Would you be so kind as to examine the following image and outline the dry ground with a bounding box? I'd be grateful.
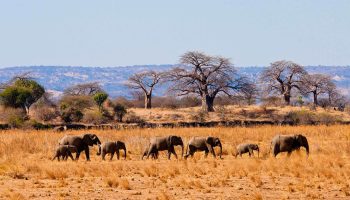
[0,125,350,199]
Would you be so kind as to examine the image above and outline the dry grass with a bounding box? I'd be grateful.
[0,125,350,199]
[129,105,350,123]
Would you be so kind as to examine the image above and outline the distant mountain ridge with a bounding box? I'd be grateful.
[0,65,349,98]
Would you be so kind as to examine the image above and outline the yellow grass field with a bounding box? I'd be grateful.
[0,125,350,199]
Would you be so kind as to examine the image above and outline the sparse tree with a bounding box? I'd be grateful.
[64,82,103,96]
[168,51,250,112]
[241,82,258,105]
[260,60,307,105]
[301,74,335,106]
[126,70,164,109]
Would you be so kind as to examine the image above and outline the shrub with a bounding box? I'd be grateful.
[316,113,342,125]
[191,110,208,122]
[113,103,127,122]
[125,111,145,123]
[216,105,227,121]
[32,106,59,122]
[284,110,316,125]
[61,110,84,123]
[82,110,108,124]
[0,108,27,128]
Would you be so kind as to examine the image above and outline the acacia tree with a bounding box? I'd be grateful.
[168,51,251,112]
[64,82,103,96]
[0,77,45,115]
[301,74,335,106]
[126,70,164,109]
[260,60,307,105]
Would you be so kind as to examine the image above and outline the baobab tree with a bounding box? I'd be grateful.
[168,51,251,112]
[260,60,307,105]
[126,70,164,109]
[301,74,335,106]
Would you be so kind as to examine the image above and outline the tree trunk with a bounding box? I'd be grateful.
[144,93,152,109]
[201,95,214,112]
[313,92,318,106]
[283,94,291,105]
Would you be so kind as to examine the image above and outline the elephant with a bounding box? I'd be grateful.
[145,135,184,160]
[235,143,259,158]
[52,145,77,161]
[59,133,101,161]
[184,136,222,159]
[270,134,309,157]
[97,141,127,160]
[141,145,158,160]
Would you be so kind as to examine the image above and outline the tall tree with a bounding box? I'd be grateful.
[301,74,335,106]
[126,70,164,109]
[260,60,307,105]
[168,51,250,112]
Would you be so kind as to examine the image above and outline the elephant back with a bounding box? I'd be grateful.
[59,135,84,150]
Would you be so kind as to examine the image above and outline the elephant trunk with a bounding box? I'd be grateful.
[123,147,127,160]
[304,141,309,156]
[181,144,184,158]
[218,142,222,159]
[97,144,101,156]
[257,147,260,158]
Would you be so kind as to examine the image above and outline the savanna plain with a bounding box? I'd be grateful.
[0,125,349,199]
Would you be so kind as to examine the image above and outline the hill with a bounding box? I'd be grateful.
[0,65,349,98]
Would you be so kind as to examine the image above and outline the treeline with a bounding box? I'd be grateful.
[0,51,348,128]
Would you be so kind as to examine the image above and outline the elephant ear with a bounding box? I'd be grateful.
[83,134,94,146]
[206,137,214,145]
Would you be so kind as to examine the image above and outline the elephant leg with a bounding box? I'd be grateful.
[117,151,120,160]
[168,146,177,160]
[204,149,209,158]
[146,146,155,159]
[58,155,61,161]
[84,147,90,161]
[75,152,80,160]
[110,152,115,160]
[102,152,106,160]
[68,152,74,161]
[239,152,242,158]
[287,151,292,157]
[273,145,279,157]
[210,146,216,158]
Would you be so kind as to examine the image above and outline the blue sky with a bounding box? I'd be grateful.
[0,1,349,68]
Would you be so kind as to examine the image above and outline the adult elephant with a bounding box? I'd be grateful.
[270,134,309,157]
[145,135,184,160]
[59,133,101,161]
[184,136,222,159]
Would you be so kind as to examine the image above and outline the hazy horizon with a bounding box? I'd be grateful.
[1,1,349,68]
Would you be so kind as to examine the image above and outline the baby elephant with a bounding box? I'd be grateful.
[141,145,158,160]
[235,143,259,158]
[97,141,127,160]
[52,145,77,161]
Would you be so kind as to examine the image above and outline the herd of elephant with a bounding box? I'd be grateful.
[52,133,310,161]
